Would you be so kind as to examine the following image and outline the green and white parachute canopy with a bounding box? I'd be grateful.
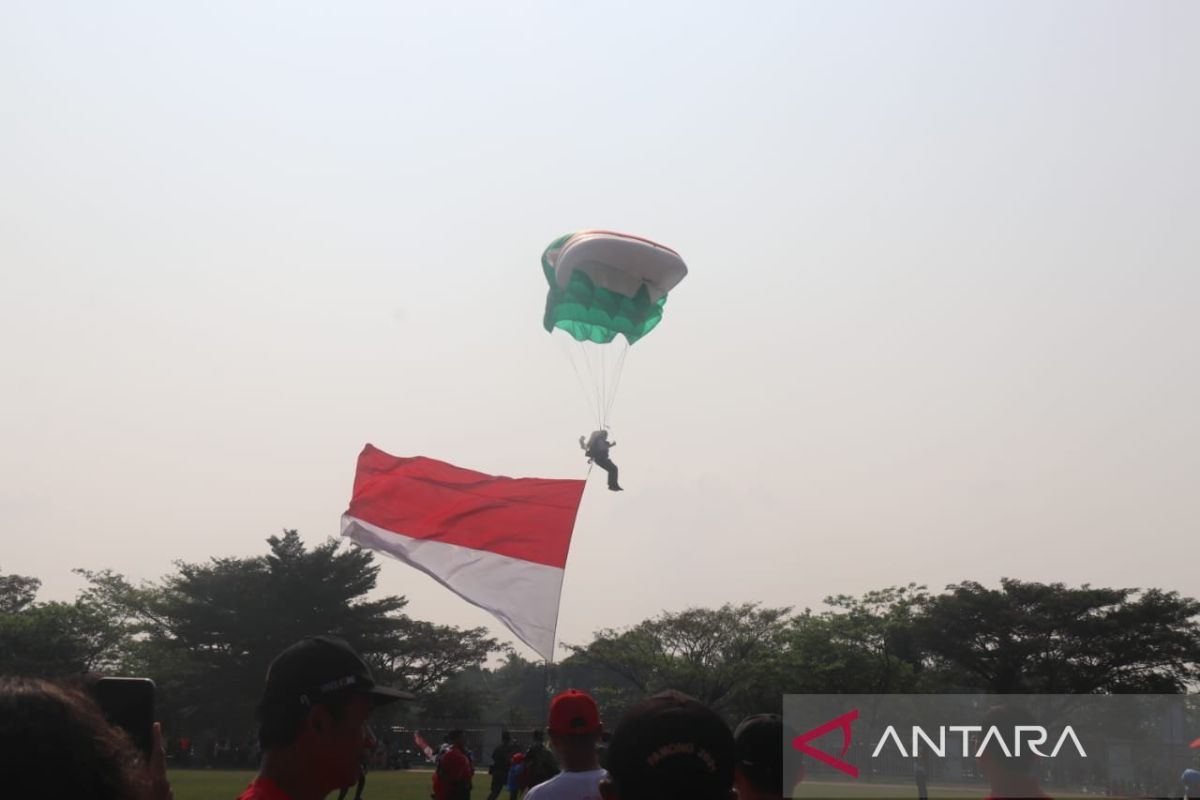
[541,231,688,427]
[542,230,688,345]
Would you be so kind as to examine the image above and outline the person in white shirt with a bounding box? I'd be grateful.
[525,689,606,800]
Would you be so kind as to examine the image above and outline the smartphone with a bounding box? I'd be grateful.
[92,677,156,757]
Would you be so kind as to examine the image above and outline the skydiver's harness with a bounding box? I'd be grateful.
[579,436,597,476]
[581,436,610,463]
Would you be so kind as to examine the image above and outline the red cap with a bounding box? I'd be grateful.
[548,689,601,735]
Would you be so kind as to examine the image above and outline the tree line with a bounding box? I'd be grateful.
[3,531,1199,741]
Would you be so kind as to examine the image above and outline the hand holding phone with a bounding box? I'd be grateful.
[92,677,156,758]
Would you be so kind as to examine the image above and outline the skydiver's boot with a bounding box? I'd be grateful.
[596,457,622,491]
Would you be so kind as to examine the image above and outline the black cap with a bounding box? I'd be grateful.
[606,690,735,800]
[261,635,414,708]
[734,714,783,793]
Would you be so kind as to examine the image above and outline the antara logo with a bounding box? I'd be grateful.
[871,725,1088,759]
[790,711,1089,780]
[792,709,860,778]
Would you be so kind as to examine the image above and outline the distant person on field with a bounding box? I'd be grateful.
[913,751,930,800]
[595,731,613,771]
[336,761,367,800]
[1183,767,1200,800]
[523,729,562,791]
[434,729,475,800]
[507,752,527,800]
[487,731,521,800]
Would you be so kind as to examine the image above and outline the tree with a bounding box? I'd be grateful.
[0,571,41,614]
[0,569,123,676]
[914,579,1200,693]
[86,531,503,736]
[477,653,552,726]
[0,602,91,676]
[416,667,494,723]
[809,584,927,692]
[372,618,499,696]
[567,603,793,717]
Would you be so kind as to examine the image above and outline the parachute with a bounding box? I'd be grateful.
[542,230,687,428]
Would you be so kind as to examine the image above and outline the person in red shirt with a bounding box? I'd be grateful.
[434,729,475,800]
[237,636,414,800]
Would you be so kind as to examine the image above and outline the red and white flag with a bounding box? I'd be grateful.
[341,444,586,662]
[413,731,434,761]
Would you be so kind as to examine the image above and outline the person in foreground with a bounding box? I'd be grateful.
[734,714,788,800]
[599,689,735,800]
[0,675,172,800]
[976,705,1051,800]
[238,635,413,800]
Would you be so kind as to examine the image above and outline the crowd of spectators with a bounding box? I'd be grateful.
[4,635,1198,800]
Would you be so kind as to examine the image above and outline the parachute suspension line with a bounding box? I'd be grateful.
[594,347,604,430]
[577,340,603,430]
[597,347,607,429]
[559,336,597,427]
[599,344,612,429]
[558,335,628,432]
[600,342,608,428]
[603,341,631,426]
[573,340,592,425]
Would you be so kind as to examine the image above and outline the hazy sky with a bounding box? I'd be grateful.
[3,1,1198,661]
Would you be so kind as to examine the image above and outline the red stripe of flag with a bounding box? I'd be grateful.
[346,445,586,568]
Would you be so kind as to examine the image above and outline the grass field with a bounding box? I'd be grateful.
[793,779,1095,799]
[169,768,436,800]
[168,769,1095,800]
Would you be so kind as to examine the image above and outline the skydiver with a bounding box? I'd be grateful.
[579,429,622,491]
